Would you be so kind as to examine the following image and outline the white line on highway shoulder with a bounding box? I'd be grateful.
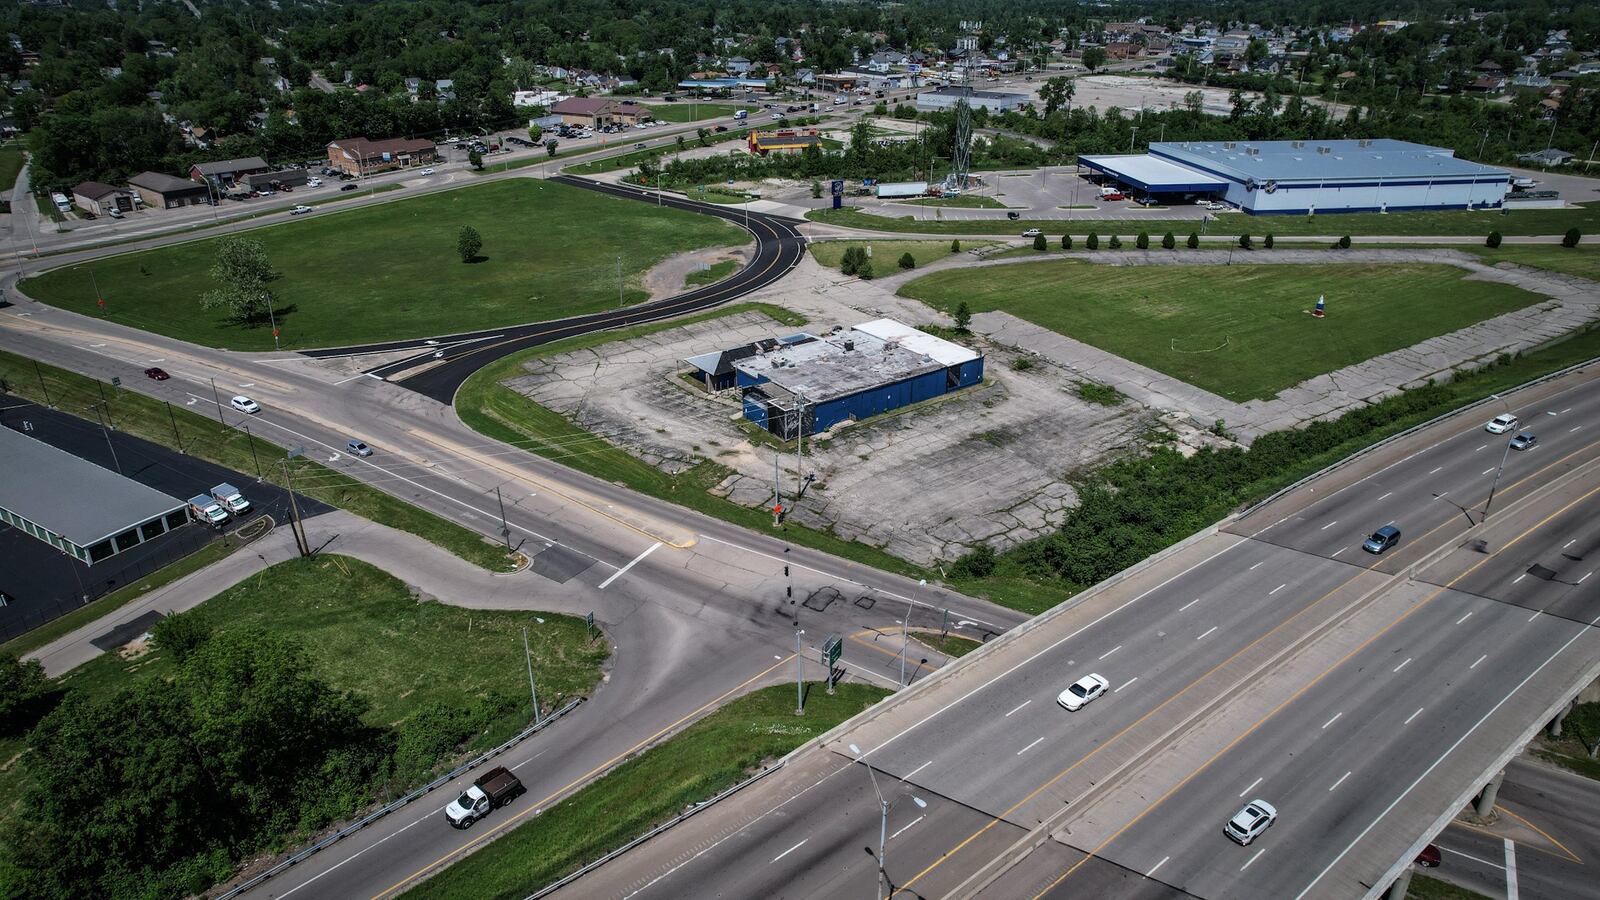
[889,816,924,841]
[1241,848,1266,871]
[1322,712,1342,729]
[1017,736,1046,756]
[1457,611,1473,625]
[1581,571,1594,585]
[1394,658,1412,673]
[1099,645,1122,660]
[1329,771,1352,792]
[598,541,662,589]
[1146,856,1170,878]
[1471,654,1488,669]
[1505,838,1520,900]
[1529,610,1542,623]
[772,838,808,863]
[1566,539,1578,548]
[1239,776,1263,798]
[904,760,933,780]
[1115,677,1138,693]
[1197,626,1218,640]
[1405,707,1424,725]
[1004,700,1031,717]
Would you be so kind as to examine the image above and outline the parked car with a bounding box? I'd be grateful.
[347,439,373,457]
[444,767,524,828]
[1225,800,1277,846]
[209,483,251,515]
[109,207,124,219]
[1100,191,1126,201]
[290,205,313,215]
[1510,431,1538,451]
[1205,200,1228,210]
[1057,673,1110,711]
[1485,413,1519,434]
[1021,228,1042,237]
[230,395,260,414]
[144,367,170,380]
[307,178,322,187]
[771,112,782,120]
[1363,524,1401,555]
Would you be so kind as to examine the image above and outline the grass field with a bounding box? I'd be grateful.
[1464,244,1600,281]
[894,195,1010,209]
[0,350,518,571]
[399,683,889,900]
[809,239,994,269]
[0,556,607,834]
[645,102,737,122]
[684,258,739,287]
[0,141,24,192]
[914,631,983,658]
[1408,875,1490,900]
[898,262,1546,401]
[809,203,1600,237]
[566,126,754,175]
[22,179,746,350]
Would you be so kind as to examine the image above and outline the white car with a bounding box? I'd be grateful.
[290,205,313,215]
[1205,200,1228,210]
[771,112,782,120]
[1057,673,1109,711]
[307,178,322,187]
[1021,228,1043,238]
[419,167,436,176]
[1225,799,1278,845]
[1485,413,1519,434]
[230,395,260,414]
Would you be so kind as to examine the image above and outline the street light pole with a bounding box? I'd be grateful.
[900,578,926,686]
[523,626,542,725]
[1484,435,1515,522]
[848,743,925,900]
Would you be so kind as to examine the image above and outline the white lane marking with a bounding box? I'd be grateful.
[1405,707,1424,725]
[1146,856,1170,878]
[1329,771,1352,792]
[1197,626,1218,640]
[1331,547,1347,558]
[1513,574,1527,584]
[1005,700,1032,717]
[1429,466,1443,474]
[1562,408,1572,414]
[1444,846,1505,869]
[1572,426,1584,433]
[1474,445,1487,453]
[1099,645,1122,661]
[1320,520,1338,530]
[772,838,808,863]
[904,760,933,780]
[1017,736,1046,756]
[1506,839,1519,900]
[1115,677,1138,693]
[1483,468,1496,476]
[1580,571,1594,585]
[597,541,662,589]
[1394,658,1412,674]
[1471,654,1488,669]
[1529,610,1542,623]
[1179,598,1201,612]
[889,816,924,841]
[1322,712,1342,730]
[1249,561,1264,571]
[1457,611,1473,625]
[1378,491,1393,500]
[1565,539,1578,548]
[1241,849,1266,871]
[1239,776,1263,798]
[1269,583,1286,596]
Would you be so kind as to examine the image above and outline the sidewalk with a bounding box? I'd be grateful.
[26,509,581,677]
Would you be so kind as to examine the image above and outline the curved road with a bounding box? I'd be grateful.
[299,179,808,403]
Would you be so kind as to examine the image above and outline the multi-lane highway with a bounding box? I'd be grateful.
[556,364,1600,900]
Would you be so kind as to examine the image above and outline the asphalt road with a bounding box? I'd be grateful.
[555,364,1600,900]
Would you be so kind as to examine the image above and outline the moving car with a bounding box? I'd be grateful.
[341,184,358,191]
[419,167,436,176]
[1510,431,1538,451]
[290,205,313,215]
[1021,228,1043,237]
[444,766,524,828]
[1057,673,1109,711]
[230,395,260,414]
[1363,524,1401,555]
[1485,413,1519,434]
[347,439,373,457]
[144,367,170,380]
[634,142,646,150]
[1415,844,1441,867]
[1225,799,1277,845]
[307,178,322,187]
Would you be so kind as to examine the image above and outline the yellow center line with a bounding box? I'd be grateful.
[1031,478,1600,899]
[370,653,797,899]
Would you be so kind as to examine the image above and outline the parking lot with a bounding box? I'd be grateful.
[0,396,330,642]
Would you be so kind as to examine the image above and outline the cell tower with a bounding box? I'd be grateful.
[950,98,973,190]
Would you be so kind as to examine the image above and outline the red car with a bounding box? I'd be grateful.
[1415,844,1441,867]
[144,367,170,380]
[1100,192,1126,201]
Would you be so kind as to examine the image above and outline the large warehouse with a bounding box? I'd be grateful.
[687,319,984,438]
[1079,139,1512,214]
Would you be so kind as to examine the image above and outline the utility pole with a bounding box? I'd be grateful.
[95,379,112,426]
[523,626,542,725]
[87,402,122,474]
[901,579,926,686]
[242,425,263,480]
[794,395,807,499]
[280,453,310,557]
[1484,435,1515,523]
[794,628,805,715]
[495,485,512,550]
[209,377,226,426]
[785,546,796,626]
[166,402,184,454]
[617,255,623,307]
[773,440,782,525]
[32,358,51,407]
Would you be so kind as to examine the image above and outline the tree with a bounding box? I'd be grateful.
[1109,235,1123,249]
[1033,233,1047,251]
[1263,233,1275,249]
[811,181,823,199]
[468,148,485,170]
[1187,232,1200,249]
[899,252,916,269]
[951,239,961,253]
[840,246,867,276]
[457,225,483,263]
[1162,231,1176,250]
[1486,230,1503,248]
[1040,76,1076,115]
[528,125,543,144]
[0,652,50,733]
[545,138,559,157]
[152,610,213,664]
[199,238,274,325]
[1082,47,1107,71]
[954,300,972,332]
[697,127,711,147]
[1062,234,1073,250]
[1086,232,1100,250]
[1239,234,1253,250]
[1337,235,1352,249]
[1564,227,1582,248]
[857,258,875,279]
[1135,231,1149,250]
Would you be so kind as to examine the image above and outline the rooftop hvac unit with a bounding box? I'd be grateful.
[1292,140,1304,149]
[1359,139,1371,148]
[1223,141,1236,150]
[1248,147,1260,155]
[1317,146,1331,154]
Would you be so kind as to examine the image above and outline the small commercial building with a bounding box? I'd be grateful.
[677,77,772,95]
[241,168,309,190]
[127,171,212,209]
[325,136,439,176]
[915,86,1029,113]
[748,128,824,156]
[0,427,188,565]
[188,156,270,185]
[1079,139,1511,214]
[71,181,135,215]
[687,319,984,438]
[549,98,650,129]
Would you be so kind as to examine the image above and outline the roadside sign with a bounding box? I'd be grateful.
[110,376,120,387]
[822,634,842,668]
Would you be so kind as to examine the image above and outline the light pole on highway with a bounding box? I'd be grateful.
[1484,436,1515,523]
[900,578,925,686]
[848,743,926,900]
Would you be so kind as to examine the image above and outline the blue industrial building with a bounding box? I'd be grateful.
[685,319,984,438]
[1080,139,1511,215]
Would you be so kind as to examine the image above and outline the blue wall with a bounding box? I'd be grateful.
[739,358,986,435]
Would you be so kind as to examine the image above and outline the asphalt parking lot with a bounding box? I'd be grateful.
[0,396,329,642]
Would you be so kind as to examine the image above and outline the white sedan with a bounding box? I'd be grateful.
[419,167,436,176]
[1485,413,1519,434]
[1057,673,1109,711]
[1205,200,1228,210]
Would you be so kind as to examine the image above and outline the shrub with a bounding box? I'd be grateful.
[1086,232,1100,250]
[1337,235,1352,249]
[152,610,214,663]
[954,300,972,331]
[898,252,916,269]
[1238,234,1253,250]
[1162,231,1176,250]
[1033,233,1047,251]
[1186,232,1199,249]
[949,543,998,578]
[1263,233,1274,249]
[1486,230,1503,248]
[840,246,866,276]
[1108,235,1123,249]
[810,181,822,199]
[1136,231,1150,250]
[1062,234,1073,250]
[857,258,875,279]
[1564,227,1582,248]
[950,239,961,253]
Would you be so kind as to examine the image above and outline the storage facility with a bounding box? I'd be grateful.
[915,86,1029,113]
[687,319,984,438]
[1078,139,1511,214]
[0,426,188,565]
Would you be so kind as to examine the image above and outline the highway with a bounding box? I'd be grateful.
[555,363,1600,900]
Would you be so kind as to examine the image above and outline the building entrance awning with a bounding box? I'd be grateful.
[1078,154,1227,192]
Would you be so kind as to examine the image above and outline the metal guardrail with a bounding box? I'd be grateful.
[213,698,584,900]
[523,761,787,900]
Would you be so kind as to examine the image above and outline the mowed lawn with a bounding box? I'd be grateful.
[22,178,747,350]
[810,239,995,268]
[899,261,1547,401]
[644,102,737,122]
[1466,244,1600,282]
